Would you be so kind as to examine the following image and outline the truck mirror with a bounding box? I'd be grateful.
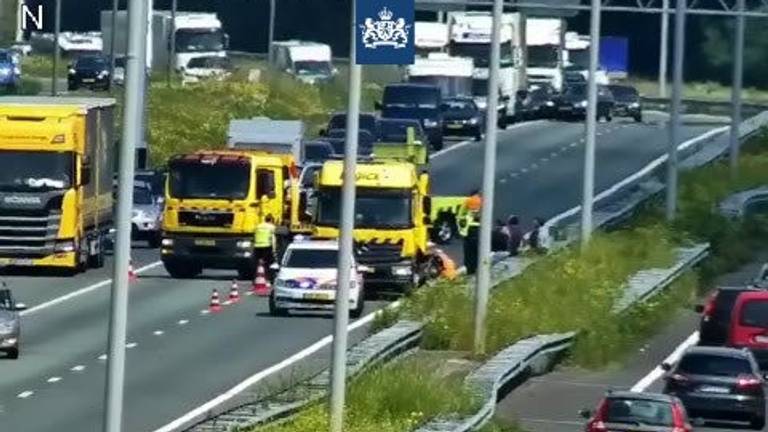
[318,128,327,137]
[374,101,383,110]
[13,302,27,311]
[422,196,432,216]
[81,165,92,186]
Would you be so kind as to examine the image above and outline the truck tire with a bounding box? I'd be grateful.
[269,293,288,317]
[350,296,365,319]
[164,260,202,279]
[87,233,105,269]
[6,347,18,360]
[148,232,162,249]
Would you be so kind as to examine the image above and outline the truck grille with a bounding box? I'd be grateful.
[354,241,403,265]
[178,211,234,228]
[0,209,61,257]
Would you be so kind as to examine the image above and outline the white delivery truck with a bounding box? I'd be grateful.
[447,11,522,124]
[270,41,336,85]
[564,32,609,85]
[58,32,103,56]
[526,17,563,91]
[101,10,228,71]
[405,52,473,98]
[414,22,449,57]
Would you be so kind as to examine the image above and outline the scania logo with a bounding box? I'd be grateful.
[194,213,217,222]
[3,196,42,205]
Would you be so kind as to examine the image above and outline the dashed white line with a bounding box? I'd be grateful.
[509,172,519,178]
[178,319,189,326]
[222,300,232,306]
[126,342,138,349]
[17,391,34,399]
[521,167,528,173]
[570,142,578,148]
[200,309,210,315]
[46,377,62,383]
[499,178,507,184]
[550,151,558,158]
[530,163,539,170]
[71,365,86,372]
[98,354,107,361]
[153,330,164,336]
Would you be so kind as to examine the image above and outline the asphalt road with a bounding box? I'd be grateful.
[495,257,768,432]
[0,115,723,432]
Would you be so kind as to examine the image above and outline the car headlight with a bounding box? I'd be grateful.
[132,209,144,219]
[545,101,555,107]
[161,238,174,247]
[236,240,253,249]
[579,101,588,108]
[98,70,109,79]
[468,117,479,125]
[54,240,76,253]
[630,102,640,108]
[391,266,412,276]
[68,68,76,75]
[13,66,21,75]
[0,337,18,346]
[423,119,439,128]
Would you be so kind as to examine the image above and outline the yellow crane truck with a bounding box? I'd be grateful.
[0,97,116,273]
[312,128,464,291]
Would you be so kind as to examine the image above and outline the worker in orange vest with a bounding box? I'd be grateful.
[458,189,482,237]
[427,242,457,280]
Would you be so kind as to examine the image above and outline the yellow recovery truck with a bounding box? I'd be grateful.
[0,97,116,272]
[161,119,311,279]
[313,128,465,291]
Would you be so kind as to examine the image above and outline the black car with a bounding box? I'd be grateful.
[662,346,766,429]
[608,84,643,122]
[514,83,557,121]
[564,70,587,86]
[440,97,484,141]
[553,84,614,122]
[323,112,378,138]
[377,83,444,151]
[303,140,335,162]
[377,118,428,144]
[322,129,376,156]
[0,286,26,359]
[696,286,761,346]
[67,54,110,91]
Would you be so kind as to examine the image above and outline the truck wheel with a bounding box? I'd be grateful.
[164,260,202,279]
[431,137,444,151]
[148,233,162,249]
[350,295,365,319]
[751,416,765,430]
[269,293,288,317]
[634,113,643,123]
[431,214,456,245]
[497,115,508,130]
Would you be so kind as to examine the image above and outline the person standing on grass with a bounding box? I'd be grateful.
[506,215,523,256]
[463,212,481,275]
[528,217,546,254]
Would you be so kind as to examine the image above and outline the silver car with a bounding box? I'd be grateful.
[0,286,26,359]
[132,182,163,248]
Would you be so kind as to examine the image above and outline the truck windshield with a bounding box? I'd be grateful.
[528,45,559,68]
[408,76,472,98]
[169,163,250,200]
[568,48,589,69]
[294,61,332,76]
[316,187,412,229]
[449,42,513,67]
[0,150,74,191]
[175,28,225,53]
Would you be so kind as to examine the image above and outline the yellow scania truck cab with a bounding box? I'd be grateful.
[0,97,115,273]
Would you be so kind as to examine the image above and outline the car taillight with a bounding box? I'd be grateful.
[737,374,763,390]
[671,402,691,432]
[702,293,717,319]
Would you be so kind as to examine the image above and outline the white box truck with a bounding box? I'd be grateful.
[405,52,474,98]
[101,9,228,71]
[526,17,563,91]
[415,22,449,57]
[269,40,336,85]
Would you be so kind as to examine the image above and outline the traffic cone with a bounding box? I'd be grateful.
[228,280,241,303]
[128,259,137,283]
[252,260,271,297]
[209,289,222,313]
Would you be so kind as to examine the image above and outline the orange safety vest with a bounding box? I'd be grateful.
[434,249,457,280]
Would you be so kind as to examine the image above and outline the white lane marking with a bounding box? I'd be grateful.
[630,331,699,392]
[153,300,402,432]
[46,377,62,383]
[530,163,539,170]
[569,142,578,148]
[177,319,189,326]
[430,120,546,159]
[126,342,138,349]
[71,365,86,372]
[540,157,549,163]
[550,151,559,158]
[499,178,507,184]
[17,391,34,399]
[509,172,519,178]
[521,167,528,173]
[222,300,232,306]
[21,261,164,317]
[153,330,164,336]
[98,354,107,361]
[200,309,210,315]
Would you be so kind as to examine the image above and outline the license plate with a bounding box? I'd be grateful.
[194,239,216,246]
[83,78,95,83]
[0,258,33,266]
[699,385,730,394]
[559,107,572,111]
[304,292,331,300]
[447,124,463,129]
[756,335,768,343]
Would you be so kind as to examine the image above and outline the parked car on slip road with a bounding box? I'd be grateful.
[580,390,692,432]
[440,96,484,141]
[662,346,766,429]
[181,55,233,85]
[0,286,27,359]
[68,54,111,91]
[608,84,643,122]
[553,83,614,122]
[269,239,369,318]
[696,286,762,346]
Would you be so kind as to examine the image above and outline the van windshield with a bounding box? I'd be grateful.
[383,86,439,109]
[741,300,768,327]
[285,248,338,268]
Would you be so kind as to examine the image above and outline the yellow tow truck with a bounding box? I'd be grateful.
[0,97,116,273]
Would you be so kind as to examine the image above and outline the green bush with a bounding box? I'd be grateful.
[22,55,67,78]
[256,358,476,432]
[0,78,42,96]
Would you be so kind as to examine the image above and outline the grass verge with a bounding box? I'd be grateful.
[627,77,768,104]
[0,78,42,96]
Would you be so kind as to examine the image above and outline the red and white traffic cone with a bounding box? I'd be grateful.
[128,259,137,283]
[209,289,222,313]
[251,260,271,297]
[228,280,241,303]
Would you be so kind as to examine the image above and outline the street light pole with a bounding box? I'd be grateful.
[168,0,177,87]
[729,0,745,177]
[268,0,276,60]
[580,0,601,247]
[472,0,503,357]
[51,0,61,96]
[328,2,361,431]
[665,0,686,221]
[15,0,24,42]
[658,0,669,97]
[102,0,148,430]
[109,0,118,83]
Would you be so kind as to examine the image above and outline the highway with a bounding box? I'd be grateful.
[495,257,768,432]
[0,115,723,432]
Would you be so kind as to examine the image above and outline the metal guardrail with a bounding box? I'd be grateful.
[641,97,768,118]
[719,186,768,219]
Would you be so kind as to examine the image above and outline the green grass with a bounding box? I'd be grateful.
[255,357,477,432]
[21,55,68,78]
[627,77,768,104]
[0,78,43,96]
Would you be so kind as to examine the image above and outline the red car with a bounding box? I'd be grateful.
[728,290,768,368]
[581,390,692,432]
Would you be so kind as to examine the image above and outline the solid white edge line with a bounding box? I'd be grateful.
[20,261,164,317]
[430,120,547,159]
[152,300,401,432]
[630,331,700,393]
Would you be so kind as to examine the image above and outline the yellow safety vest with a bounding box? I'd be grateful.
[254,222,275,248]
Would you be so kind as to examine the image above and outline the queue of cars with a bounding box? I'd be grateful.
[581,263,768,431]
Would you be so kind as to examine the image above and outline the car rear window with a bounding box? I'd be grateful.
[740,299,768,327]
[604,398,674,426]
[713,289,746,318]
[285,248,338,268]
[677,353,752,376]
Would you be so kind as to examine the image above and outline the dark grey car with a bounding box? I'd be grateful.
[662,346,767,429]
[0,286,27,359]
